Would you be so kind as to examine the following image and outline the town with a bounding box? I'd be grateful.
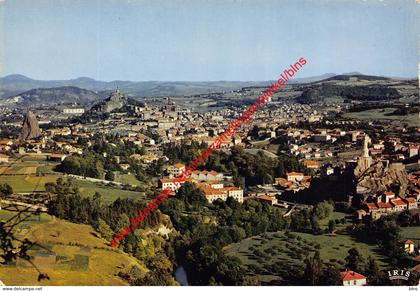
[0,73,419,286]
[1,0,419,287]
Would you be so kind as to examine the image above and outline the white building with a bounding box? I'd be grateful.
[63,108,85,114]
[167,163,185,177]
[340,271,366,286]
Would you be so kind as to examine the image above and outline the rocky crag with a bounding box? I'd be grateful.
[19,110,41,141]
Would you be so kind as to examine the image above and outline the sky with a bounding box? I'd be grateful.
[1,0,419,81]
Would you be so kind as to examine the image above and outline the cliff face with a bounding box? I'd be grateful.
[356,162,408,196]
[19,111,41,141]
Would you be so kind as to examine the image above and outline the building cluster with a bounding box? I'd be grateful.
[0,90,418,216]
[159,163,243,203]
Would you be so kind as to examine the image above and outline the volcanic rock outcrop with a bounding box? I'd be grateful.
[19,110,41,141]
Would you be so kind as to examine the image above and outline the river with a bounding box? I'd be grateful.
[174,265,189,286]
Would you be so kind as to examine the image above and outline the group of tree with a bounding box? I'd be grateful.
[55,152,108,179]
[350,215,408,268]
[303,251,342,285]
[0,183,13,197]
[161,141,207,164]
[55,135,151,181]
[205,146,306,187]
[289,201,334,234]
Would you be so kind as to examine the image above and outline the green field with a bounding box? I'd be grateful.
[114,173,143,186]
[343,108,418,127]
[73,179,147,203]
[0,209,148,285]
[0,160,148,203]
[0,175,60,192]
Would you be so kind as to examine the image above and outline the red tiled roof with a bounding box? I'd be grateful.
[376,202,393,209]
[160,178,190,183]
[258,195,273,201]
[222,187,242,191]
[402,239,414,244]
[404,197,416,203]
[303,160,320,166]
[340,271,366,281]
[287,172,304,176]
[366,203,378,210]
[198,184,226,196]
[384,191,395,196]
[390,199,406,206]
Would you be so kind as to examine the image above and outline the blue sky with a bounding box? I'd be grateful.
[1,0,419,81]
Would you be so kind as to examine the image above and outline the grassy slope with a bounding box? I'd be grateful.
[0,210,148,286]
[224,212,387,284]
[343,108,418,127]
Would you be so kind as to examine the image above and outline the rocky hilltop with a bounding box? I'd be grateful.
[90,89,128,113]
[19,110,42,141]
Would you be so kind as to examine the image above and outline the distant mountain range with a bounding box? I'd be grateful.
[0,73,364,99]
[0,73,416,107]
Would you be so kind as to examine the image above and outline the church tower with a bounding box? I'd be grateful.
[355,134,372,175]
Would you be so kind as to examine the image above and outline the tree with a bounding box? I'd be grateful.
[397,210,411,227]
[319,264,341,285]
[97,218,113,240]
[328,220,336,233]
[364,256,382,285]
[0,184,13,197]
[313,201,334,220]
[105,171,115,181]
[345,248,364,273]
[304,251,323,285]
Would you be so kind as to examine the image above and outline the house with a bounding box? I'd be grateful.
[409,145,419,157]
[404,197,417,209]
[356,209,367,220]
[205,180,224,189]
[340,270,367,286]
[390,198,407,212]
[130,153,159,164]
[159,177,191,192]
[196,183,243,204]
[402,239,415,254]
[167,163,185,177]
[120,164,130,171]
[376,202,395,215]
[382,191,395,203]
[274,177,292,188]
[303,160,320,169]
[0,154,8,163]
[365,203,381,219]
[191,170,223,182]
[256,195,277,205]
[199,184,228,203]
[221,187,244,203]
[286,172,304,182]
